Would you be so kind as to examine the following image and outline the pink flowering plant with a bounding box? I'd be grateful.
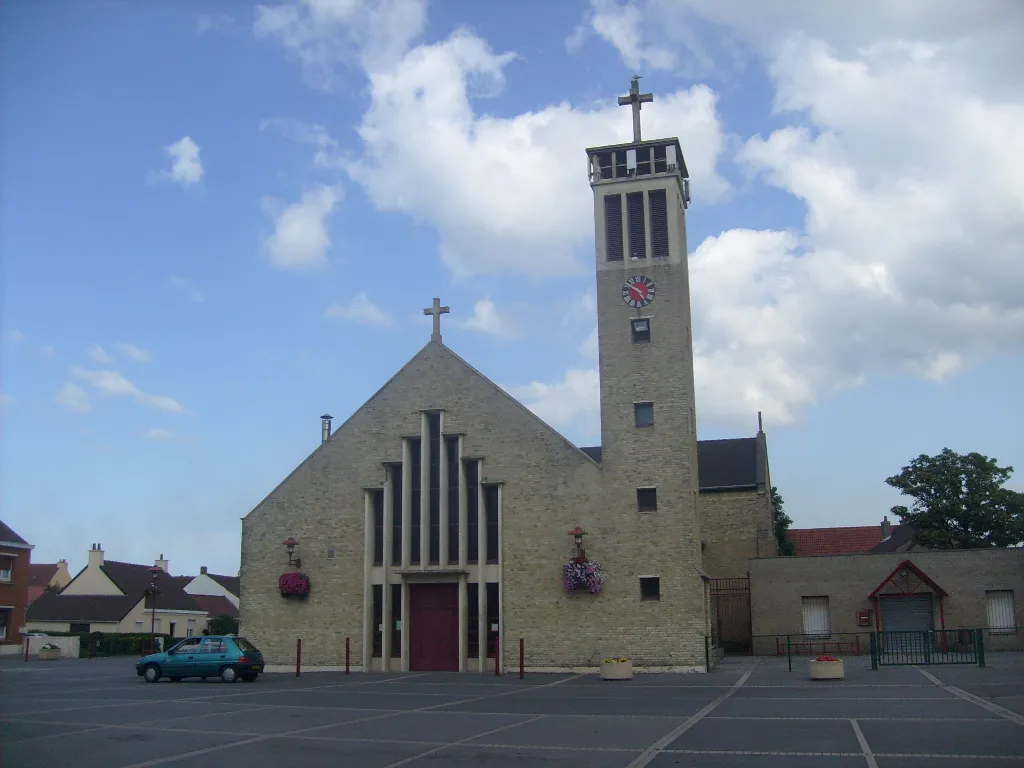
[279,572,311,599]
[562,558,605,594]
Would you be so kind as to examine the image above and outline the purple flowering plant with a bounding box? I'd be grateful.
[279,572,311,598]
[562,558,605,594]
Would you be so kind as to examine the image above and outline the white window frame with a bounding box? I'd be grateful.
[801,595,831,638]
[986,590,1016,634]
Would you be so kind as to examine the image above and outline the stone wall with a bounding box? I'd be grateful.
[700,489,776,579]
[750,548,1024,653]
[240,341,708,671]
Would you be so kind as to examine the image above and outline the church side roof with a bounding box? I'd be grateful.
[697,438,759,490]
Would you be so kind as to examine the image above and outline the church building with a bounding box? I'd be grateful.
[239,78,777,673]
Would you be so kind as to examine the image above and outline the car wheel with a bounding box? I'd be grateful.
[220,665,239,683]
[143,664,161,683]
[169,677,183,682]
[241,674,258,682]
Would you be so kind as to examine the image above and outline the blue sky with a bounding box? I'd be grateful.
[2,0,1022,578]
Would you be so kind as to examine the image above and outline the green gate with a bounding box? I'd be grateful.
[870,629,985,668]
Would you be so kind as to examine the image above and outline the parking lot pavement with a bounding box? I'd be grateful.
[1,653,1022,767]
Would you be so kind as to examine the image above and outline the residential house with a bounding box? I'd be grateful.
[27,545,209,639]
[787,517,914,557]
[0,520,33,646]
[182,566,239,623]
[27,560,72,605]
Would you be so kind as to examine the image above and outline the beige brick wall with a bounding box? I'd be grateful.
[700,489,776,579]
[750,548,1024,651]
[241,340,708,670]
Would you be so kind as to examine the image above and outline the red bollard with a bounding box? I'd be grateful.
[296,638,302,678]
[345,637,350,675]
[519,637,524,680]
[495,636,500,676]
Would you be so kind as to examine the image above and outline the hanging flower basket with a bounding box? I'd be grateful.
[562,558,604,594]
[279,572,311,599]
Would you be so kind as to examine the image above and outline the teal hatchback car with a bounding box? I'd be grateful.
[136,635,264,683]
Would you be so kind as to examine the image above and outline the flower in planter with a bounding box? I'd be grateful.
[279,571,311,598]
[603,657,630,664]
[562,558,605,593]
[815,655,841,662]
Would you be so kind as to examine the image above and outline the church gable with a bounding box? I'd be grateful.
[244,339,598,527]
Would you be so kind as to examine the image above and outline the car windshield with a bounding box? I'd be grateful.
[233,637,260,653]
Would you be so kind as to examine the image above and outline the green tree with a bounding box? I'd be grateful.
[772,486,796,556]
[209,615,240,635]
[885,448,1024,549]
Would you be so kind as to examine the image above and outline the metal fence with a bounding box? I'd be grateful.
[870,629,984,668]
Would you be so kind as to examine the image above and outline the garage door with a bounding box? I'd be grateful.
[881,595,934,632]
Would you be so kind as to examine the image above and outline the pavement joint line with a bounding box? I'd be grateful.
[850,718,880,768]
[917,667,1024,727]
[706,715,998,721]
[111,673,584,768]
[662,750,1024,759]
[375,715,548,768]
[623,657,759,768]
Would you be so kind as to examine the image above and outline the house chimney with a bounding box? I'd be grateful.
[88,543,104,569]
[881,516,892,540]
[321,413,333,443]
[155,554,169,573]
[757,411,763,433]
[200,566,208,575]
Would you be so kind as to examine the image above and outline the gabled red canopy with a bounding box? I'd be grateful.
[868,559,948,599]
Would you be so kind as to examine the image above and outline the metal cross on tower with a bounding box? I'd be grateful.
[423,297,450,342]
[617,75,654,143]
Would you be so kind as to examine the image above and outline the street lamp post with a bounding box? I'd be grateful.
[148,567,161,652]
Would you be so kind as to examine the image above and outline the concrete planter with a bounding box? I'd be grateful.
[809,659,844,680]
[38,648,61,661]
[600,659,632,680]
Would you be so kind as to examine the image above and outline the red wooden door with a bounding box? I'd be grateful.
[409,583,459,671]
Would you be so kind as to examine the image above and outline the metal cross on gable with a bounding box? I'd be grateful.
[423,297,450,342]
[618,74,654,143]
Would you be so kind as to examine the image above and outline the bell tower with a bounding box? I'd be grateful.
[587,77,703,627]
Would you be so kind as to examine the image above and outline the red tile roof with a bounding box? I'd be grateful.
[189,594,238,619]
[788,526,882,556]
[28,563,60,587]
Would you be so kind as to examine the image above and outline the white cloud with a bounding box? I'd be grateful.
[260,117,344,169]
[262,184,342,269]
[39,345,56,358]
[197,13,234,33]
[144,428,178,441]
[7,329,26,343]
[504,368,600,436]
[580,328,599,361]
[116,342,153,363]
[564,2,1024,427]
[71,366,185,413]
[168,276,204,303]
[254,0,428,90]
[567,0,679,71]
[345,31,728,278]
[459,300,521,340]
[0,392,14,406]
[89,344,113,363]
[55,383,91,413]
[162,136,204,186]
[324,292,393,326]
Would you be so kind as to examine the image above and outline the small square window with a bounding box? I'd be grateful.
[640,577,660,600]
[631,318,651,343]
[326,547,337,559]
[634,402,654,427]
[637,487,657,511]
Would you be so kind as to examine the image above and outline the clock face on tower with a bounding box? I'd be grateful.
[622,275,656,308]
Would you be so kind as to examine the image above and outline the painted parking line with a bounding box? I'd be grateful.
[624,658,758,768]
[113,673,584,768]
[918,667,1024,727]
[851,718,880,768]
